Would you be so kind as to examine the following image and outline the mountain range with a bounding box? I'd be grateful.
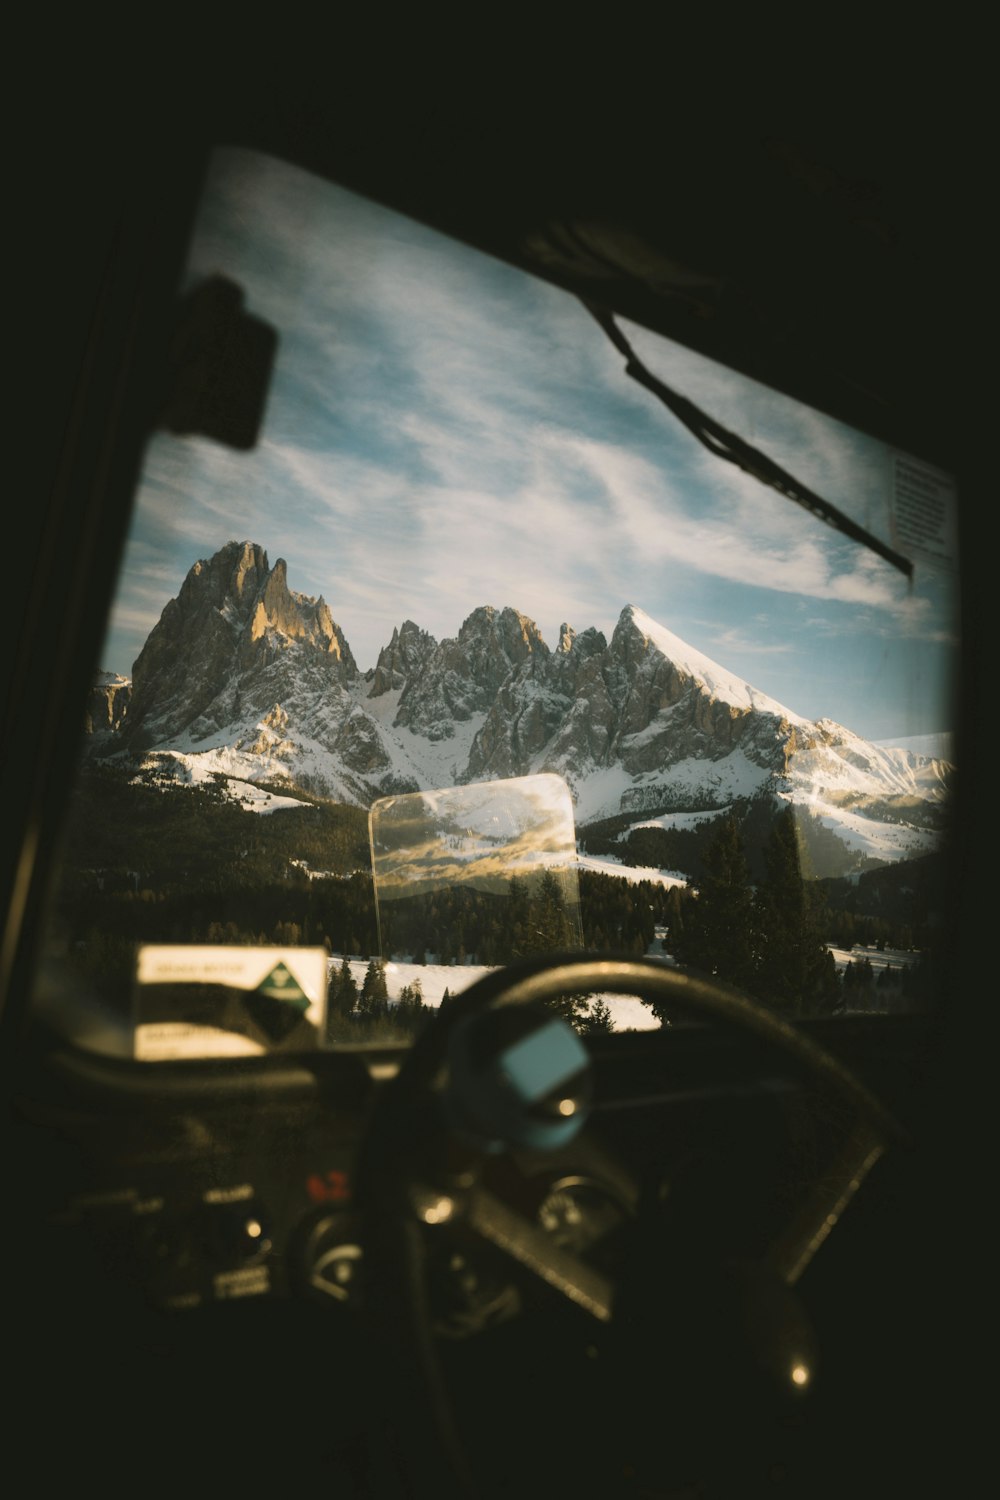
[85,540,953,869]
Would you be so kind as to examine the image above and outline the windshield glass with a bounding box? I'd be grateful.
[36,146,959,1055]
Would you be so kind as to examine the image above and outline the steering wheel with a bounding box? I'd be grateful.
[354,953,907,1498]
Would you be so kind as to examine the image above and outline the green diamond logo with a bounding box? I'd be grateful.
[245,962,310,1041]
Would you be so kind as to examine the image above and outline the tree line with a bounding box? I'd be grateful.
[46,766,943,1030]
[654,809,941,1020]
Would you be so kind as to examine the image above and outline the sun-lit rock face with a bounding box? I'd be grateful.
[84,672,131,735]
[95,544,952,844]
[123,541,358,752]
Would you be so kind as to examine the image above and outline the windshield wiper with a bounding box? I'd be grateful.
[585,302,913,581]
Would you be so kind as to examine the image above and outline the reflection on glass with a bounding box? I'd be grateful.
[369,774,583,968]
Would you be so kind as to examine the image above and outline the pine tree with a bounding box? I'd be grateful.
[577,997,615,1036]
[359,957,389,1020]
[395,977,427,1036]
[332,956,358,1017]
[753,809,838,1016]
[672,815,755,992]
[513,869,579,957]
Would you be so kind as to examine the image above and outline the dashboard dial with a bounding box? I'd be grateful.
[536,1174,631,1266]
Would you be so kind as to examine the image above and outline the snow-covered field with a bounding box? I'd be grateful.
[825,943,916,977]
[576,852,688,889]
[329,938,919,1038]
[329,935,675,1034]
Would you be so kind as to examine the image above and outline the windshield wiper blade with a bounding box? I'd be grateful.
[585,302,913,581]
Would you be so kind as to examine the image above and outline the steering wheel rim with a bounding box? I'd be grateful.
[355,952,908,1497]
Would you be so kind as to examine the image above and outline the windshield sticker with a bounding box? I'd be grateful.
[890,453,957,569]
[133,945,327,1060]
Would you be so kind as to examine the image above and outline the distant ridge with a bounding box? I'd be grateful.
[86,541,953,867]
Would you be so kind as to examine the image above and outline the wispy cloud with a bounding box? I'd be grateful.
[100,148,959,742]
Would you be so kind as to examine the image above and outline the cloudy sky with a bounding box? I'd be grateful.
[100,147,960,747]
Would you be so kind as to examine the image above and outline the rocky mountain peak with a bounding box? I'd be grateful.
[96,543,952,856]
[454,604,545,658]
[367,619,437,697]
[394,604,549,740]
[609,603,668,666]
[184,539,270,614]
[242,554,356,671]
[122,540,356,750]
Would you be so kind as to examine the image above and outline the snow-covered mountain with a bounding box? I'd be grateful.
[91,540,953,865]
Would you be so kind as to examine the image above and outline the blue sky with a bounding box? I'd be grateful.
[101,147,960,747]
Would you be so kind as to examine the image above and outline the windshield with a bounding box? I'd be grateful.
[35,145,959,1056]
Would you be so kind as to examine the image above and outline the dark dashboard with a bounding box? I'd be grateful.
[7,971,943,1496]
[14,1004,930,1313]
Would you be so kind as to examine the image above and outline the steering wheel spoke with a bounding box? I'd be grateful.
[463,1182,615,1321]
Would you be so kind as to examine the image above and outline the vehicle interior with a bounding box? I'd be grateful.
[6,65,985,1499]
